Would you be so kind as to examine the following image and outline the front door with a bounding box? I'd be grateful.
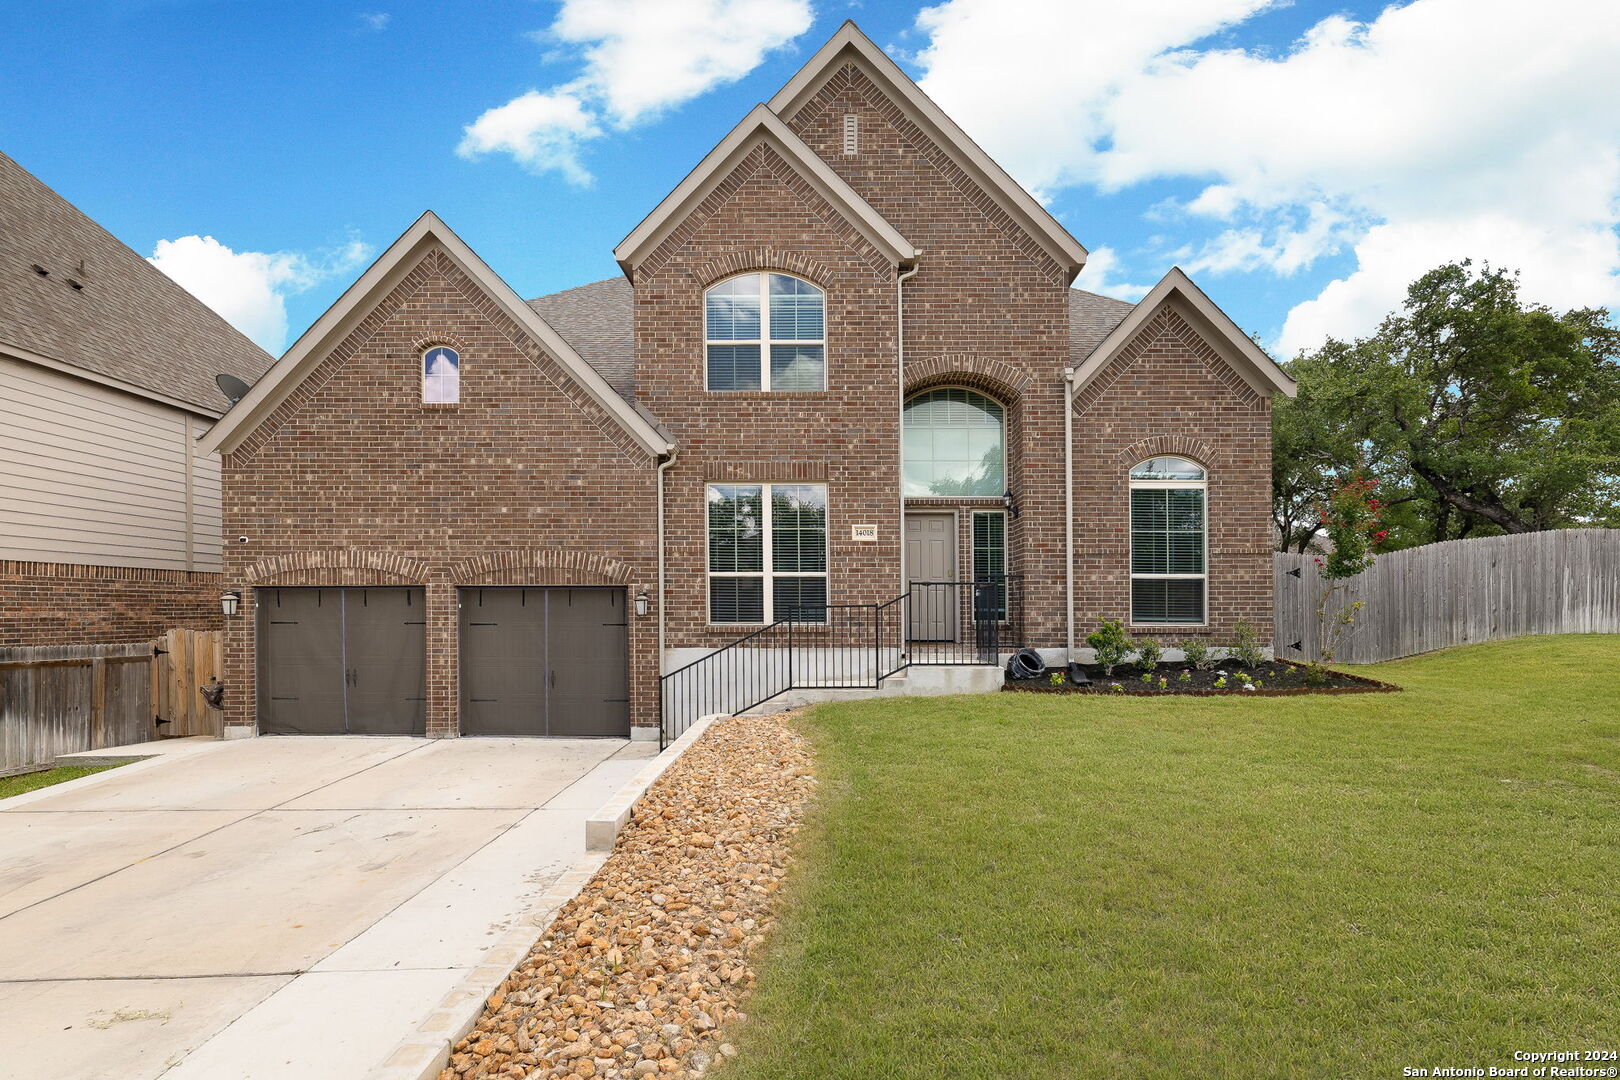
[905,512,957,641]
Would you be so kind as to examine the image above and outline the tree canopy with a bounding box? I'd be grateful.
[1274,262,1620,551]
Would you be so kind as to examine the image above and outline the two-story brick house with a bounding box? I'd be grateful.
[200,22,1294,741]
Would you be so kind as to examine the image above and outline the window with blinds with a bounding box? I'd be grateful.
[1129,457,1206,624]
[902,387,1006,496]
[971,510,1007,622]
[707,483,828,623]
[704,273,825,391]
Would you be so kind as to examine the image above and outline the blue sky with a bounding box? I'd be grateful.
[3,0,1617,359]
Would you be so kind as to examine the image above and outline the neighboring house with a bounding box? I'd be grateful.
[0,150,274,646]
[200,22,1294,741]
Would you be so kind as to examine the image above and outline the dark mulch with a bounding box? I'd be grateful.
[1004,659,1400,696]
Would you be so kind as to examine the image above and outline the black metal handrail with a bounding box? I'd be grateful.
[658,575,1023,747]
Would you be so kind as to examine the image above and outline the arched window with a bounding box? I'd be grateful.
[902,387,1005,497]
[1129,456,1206,624]
[422,345,460,403]
[705,273,825,391]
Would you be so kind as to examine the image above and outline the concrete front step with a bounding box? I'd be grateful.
[739,665,1001,714]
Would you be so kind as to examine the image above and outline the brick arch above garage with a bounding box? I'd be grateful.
[245,549,430,586]
[450,549,641,587]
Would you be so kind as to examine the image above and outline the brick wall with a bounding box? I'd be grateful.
[1072,305,1275,647]
[0,560,221,646]
[220,246,660,736]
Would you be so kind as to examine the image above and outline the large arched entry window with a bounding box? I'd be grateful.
[902,387,1006,497]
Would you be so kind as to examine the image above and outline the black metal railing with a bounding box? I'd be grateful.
[659,575,1023,747]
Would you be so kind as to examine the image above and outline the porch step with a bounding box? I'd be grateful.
[737,665,1001,715]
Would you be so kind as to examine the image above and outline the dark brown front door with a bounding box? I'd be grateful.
[459,588,629,737]
[257,587,426,736]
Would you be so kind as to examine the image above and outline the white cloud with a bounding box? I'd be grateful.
[914,0,1620,354]
[1074,246,1152,302]
[458,0,812,183]
[148,234,370,354]
[359,11,390,31]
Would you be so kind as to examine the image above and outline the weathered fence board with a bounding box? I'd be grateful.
[0,629,223,774]
[1275,529,1620,664]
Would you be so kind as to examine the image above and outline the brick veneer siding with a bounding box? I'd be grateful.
[633,141,904,644]
[0,561,222,646]
[1071,305,1275,646]
[220,246,659,737]
[779,62,1075,648]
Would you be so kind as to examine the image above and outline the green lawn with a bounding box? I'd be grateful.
[728,636,1620,1080]
[0,760,126,799]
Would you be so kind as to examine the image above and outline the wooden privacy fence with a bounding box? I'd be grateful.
[1275,529,1620,665]
[0,629,223,774]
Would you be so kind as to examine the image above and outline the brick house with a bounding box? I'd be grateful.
[199,22,1294,741]
[0,150,273,646]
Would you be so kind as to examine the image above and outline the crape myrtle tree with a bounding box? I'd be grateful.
[1273,262,1620,551]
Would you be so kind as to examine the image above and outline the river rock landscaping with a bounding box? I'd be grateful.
[1004,659,1400,695]
[439,711,814,1080]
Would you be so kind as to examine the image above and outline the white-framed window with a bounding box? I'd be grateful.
[1129,456,1206,624]
[971,510,1007,622]
[422,345,460,403]
[903,387,1006,497]
[707,483,828,623]
[704,273,825,391]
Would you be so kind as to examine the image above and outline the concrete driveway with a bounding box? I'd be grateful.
[0,734,656,1080]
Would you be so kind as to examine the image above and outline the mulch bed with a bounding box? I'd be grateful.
[1004,659,1401,696]
[439,711,814,1080]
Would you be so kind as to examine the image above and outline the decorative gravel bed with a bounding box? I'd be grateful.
[439,712,814,1080]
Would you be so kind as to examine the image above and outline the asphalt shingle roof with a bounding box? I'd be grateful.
[528,277,1137,400]
[0,150,274,413]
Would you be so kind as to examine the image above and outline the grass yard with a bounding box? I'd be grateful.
[0,760,126,800]
[728,636,1620,1080]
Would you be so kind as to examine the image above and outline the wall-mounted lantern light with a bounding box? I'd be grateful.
[1002,488,1020,519]
[220,591,242,617]
[633,590,651,617]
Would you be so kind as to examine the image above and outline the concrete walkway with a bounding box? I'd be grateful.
[0,734,656,1080]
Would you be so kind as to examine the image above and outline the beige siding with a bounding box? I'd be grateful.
[0,355,222,571]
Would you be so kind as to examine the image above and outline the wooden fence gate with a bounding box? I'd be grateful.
[0,629,223,774]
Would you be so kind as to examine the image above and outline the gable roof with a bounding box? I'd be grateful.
[200,212,674,457]
[1068,288,1137,366]
[0,149,274,415]
[528,277,635,401]
[768,21,1089,283]
[613,104,917,281]
[1072,268,1296,398]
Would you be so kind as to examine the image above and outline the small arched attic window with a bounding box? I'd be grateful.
[422,345,460,403]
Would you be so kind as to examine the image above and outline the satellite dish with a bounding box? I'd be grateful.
[216,373,253,406]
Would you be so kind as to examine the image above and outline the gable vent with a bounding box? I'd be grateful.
[842,114,858,155]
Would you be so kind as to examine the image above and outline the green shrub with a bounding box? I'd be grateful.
[1180,638,1220,671]
[1086,618,1133,676]
[1229,621,1264,669]
[1135,637,1164,673]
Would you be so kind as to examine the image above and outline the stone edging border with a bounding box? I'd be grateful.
[366,713,728,1080]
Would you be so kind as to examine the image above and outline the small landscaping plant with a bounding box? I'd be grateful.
[1307,474,1385,685]
[1228,621,1265,670]
[1086,618,1134,677]
[1134,638,1164,673]
[1049,670,1065,687]
[1180,637,1220,671]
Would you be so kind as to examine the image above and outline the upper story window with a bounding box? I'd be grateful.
[705,273,825,392]
[902,387,1006,497]
[1129,456,1206,624]
[422,346,460,403]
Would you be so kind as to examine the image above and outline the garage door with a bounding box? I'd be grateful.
[460,587,628,737]
[258,587,427,736]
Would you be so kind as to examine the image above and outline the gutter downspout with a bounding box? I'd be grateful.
[896,259,922,610]
[656,449,679,665]
[1064,366,1077,662]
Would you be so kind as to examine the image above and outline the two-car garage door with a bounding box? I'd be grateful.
[257,586,628,737]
